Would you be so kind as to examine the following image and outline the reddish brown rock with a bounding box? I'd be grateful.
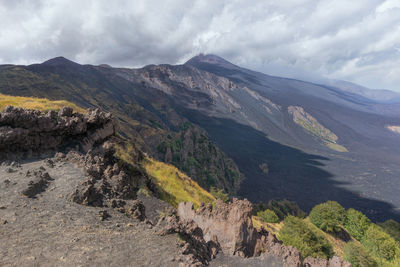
[178,198,258,257]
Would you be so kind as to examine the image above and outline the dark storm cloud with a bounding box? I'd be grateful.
[0,0,400,91]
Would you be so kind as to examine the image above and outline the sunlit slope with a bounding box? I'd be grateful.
[0,93,85,113]
[143,157,216,208]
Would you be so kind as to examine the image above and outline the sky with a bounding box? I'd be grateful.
[1,0,400,91]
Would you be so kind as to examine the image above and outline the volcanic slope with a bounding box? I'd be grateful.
[1,55,400,221]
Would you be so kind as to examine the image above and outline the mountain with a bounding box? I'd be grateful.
[1,54,400,221]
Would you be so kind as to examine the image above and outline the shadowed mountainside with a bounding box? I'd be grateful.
[1,55,400,222]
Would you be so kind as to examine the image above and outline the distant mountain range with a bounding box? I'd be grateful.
[1,54,400,221]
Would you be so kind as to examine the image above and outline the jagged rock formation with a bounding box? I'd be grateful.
[178,199,260,257]
[0,106,116,159]
[177,199,351,267]
[68,141,150,222]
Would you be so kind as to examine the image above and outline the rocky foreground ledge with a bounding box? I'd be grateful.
[0,106,116,159]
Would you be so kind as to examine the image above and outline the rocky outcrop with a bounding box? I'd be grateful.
[178,198,259,257]
[177,199,350,267]
[67,140,150,222]
[0,106,116,159]
[157,212,220,266]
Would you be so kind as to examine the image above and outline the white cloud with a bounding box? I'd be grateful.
[0,0,399,91]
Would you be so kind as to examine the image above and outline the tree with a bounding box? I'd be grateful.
[343,242,378,267]
[362,224,398,262]
[309,201,345,233]
[344,208,371,241]
[257,209,280,223]
[379,219,400,244]
[279,216,333,259]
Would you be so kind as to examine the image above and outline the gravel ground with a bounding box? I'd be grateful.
[0,159,183,267]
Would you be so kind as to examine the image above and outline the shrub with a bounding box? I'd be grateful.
[210,187,229,203]
[257,209,280,223]
[279,216,334,259]
[253,199,306,220]
[379,219,400,243]
[344,208,371,241]
[343,242,378,267]
[362,224,398,262]
[309,201,345,233]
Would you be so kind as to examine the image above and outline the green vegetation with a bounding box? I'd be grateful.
[210,186,229,203]
[288,106,348,152]
[156,126,243,195]
[257,209,280,223]
[379,219,400,243]
[253,199,306,221]
[309,201,345,233]
[325,142,348,153]
[361,224,399,262]
[279,216,334,259]
[344,208,371,241]
[0,93,85,113]
[114,142,215,209]
[344,242,378,267]
[142,157,215,208]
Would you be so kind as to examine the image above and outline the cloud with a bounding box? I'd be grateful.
[0,0,399,91]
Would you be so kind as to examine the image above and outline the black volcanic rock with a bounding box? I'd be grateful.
[41,56,80,67]
[0,106,116,159]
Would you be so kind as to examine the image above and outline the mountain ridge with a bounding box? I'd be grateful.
[1,54,400,222]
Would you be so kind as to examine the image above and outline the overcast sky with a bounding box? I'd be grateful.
[1,0,400,91]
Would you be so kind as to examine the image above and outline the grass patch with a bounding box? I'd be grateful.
[0,93,85,113]
[142,157,215,208]
[326,142,348,152]
[252,216,283,236]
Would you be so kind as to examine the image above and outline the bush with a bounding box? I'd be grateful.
[362,224,398,262]
[344,208,371,241]
[210,187,229,203]
[343,242,378,267]
[253,199,306,220]
[379,219,400,243]
[309,201,345,233]
[279,216,334,259]
[257,209,280,223]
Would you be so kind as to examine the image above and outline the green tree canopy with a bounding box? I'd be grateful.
[309,201,345,233]
[344,208,371,241]
[257,209,280,223]
[362,224,399,262]
[343,242,378,267]
[279,216,333,259]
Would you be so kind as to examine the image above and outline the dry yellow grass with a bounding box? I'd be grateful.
[142,157,215,208]
[0,93,85,113]
[252,216,283,236]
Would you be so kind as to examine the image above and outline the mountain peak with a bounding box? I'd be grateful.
[185,54,237,68]
[42,56,79,66]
